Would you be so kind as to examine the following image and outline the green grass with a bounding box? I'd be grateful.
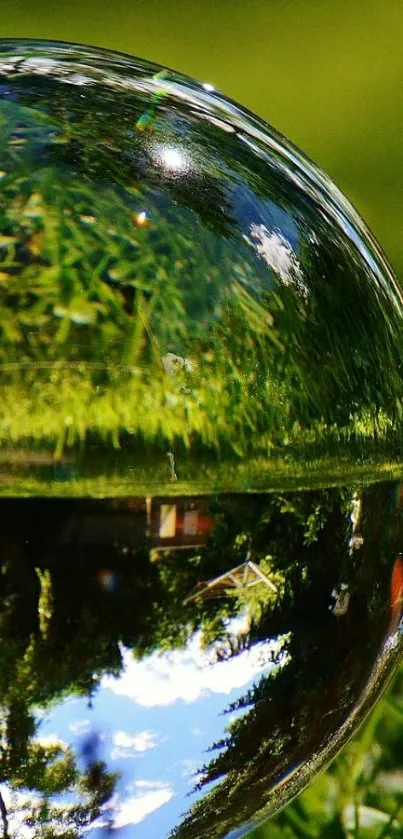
[2,447,403,497]
[0,85,403,497]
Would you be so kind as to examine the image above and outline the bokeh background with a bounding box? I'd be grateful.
[2,2,403,837]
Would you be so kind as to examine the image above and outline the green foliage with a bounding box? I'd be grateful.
[249,668,403,839]
[35,569,53,640]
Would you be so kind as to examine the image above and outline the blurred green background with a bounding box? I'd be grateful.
[2,2,403,837]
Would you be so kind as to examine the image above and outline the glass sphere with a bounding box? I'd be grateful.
[0,38,402,839]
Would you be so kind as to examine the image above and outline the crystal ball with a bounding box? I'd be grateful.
[0,39,402,839]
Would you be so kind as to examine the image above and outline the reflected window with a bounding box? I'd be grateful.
[159,504,177,539]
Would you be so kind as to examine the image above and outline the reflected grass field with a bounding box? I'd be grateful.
[2,447,403,498]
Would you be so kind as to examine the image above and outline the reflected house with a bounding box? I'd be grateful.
[56,497,148,547]
[54,496,214,558]
[149,496,214,557]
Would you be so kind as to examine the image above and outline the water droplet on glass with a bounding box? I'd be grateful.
[0,38,401,839]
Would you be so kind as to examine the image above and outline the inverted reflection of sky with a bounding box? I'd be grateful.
[37,633,278,837]
[232,182,299,253]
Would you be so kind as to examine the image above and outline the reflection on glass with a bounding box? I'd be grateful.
[0,488,401,837]
[0,38,401,839]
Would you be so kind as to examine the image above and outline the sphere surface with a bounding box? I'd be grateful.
[0,39,402,839]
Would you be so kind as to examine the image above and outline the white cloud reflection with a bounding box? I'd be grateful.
[102,630,276,707]
[35,732,67,749]
[0,784,41,839]
[111,729,159,759]
[245,223,308,298]
[95,781,174,830]
[116,785,173,827]
[68,718,91,735]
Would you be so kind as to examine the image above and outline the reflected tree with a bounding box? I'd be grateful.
[0,685,118,839]
[169,483,398,839]
[0,483,397,838]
